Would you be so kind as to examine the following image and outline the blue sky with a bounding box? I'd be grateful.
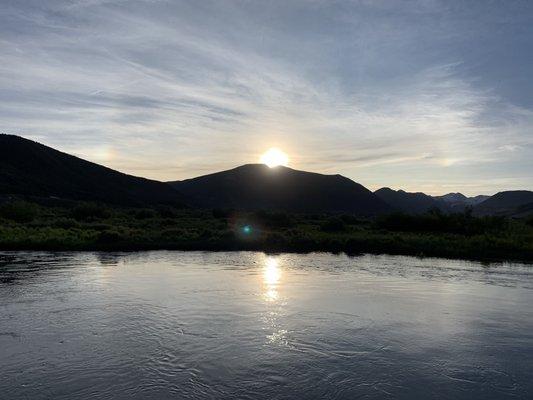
[1,0,532,195]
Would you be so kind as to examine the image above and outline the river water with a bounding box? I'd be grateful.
[1,251,532,399]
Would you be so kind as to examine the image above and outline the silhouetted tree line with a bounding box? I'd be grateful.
[0,200,532,262]
[375,208,508,235]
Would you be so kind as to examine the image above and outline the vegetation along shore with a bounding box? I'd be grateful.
[1,200,532,263]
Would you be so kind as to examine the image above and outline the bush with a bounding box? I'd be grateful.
[52,218,79,229]
[97,229,123,244]
[265,232,285,245]
[156,206,178,218]
[340,214,363,225]
[255,210,295,228]
[0,201,39,223]
[161,228,185,239]
[85,223,114,233]
[134,209,156,219]
[375,211,508,235]
[72,203,111,220]
[219,230,236,241]
[320,217,346,232]
[212,208,234,219]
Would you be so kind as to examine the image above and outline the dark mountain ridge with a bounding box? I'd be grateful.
[434,192,468,203]
[474,190,533,216]
[374,187,446,214]
[2,134,532,217]
[433,192,489,212]
[169,164,391,215]
[0,134,186,206]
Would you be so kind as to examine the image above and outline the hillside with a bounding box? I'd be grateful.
[474,190,533,216]
[0,134,186,206]
[434,192,489,211]
[169,164,390,215]
[435,192,467,204]
[374,187,445,214]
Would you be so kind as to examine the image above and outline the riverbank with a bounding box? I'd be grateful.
[1,201,532,263]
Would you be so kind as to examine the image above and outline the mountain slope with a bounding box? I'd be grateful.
[474,190,533,216]
[435,192,468,204]
[375,187,446,214]
[433,192,489,211]
[169,164,390,215]
[0,134,186,206]
[465,195,490,206]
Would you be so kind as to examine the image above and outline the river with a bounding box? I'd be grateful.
[1,251,532,399]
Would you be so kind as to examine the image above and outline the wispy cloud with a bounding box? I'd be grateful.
[1,0,532,194]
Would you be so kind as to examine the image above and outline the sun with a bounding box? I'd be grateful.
[260,148,289,168]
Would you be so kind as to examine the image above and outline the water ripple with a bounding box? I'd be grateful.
[1,251,532,399]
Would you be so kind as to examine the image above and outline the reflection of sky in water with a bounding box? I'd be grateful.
[1,251,533,399]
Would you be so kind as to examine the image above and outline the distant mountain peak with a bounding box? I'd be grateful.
[436,192,468,203]
[375,187,444,214]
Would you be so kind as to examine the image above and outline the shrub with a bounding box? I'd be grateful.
[199,228,215,239]
[97,229,123,244]
[52,218,79,229]
[320,217,346,232]
[87,223,113,231]
[340,214,363,225]
[255,210,295,228]
[160,218,177,227]
[265,232,285,245]
[212,208,233,219]
[72,203,111,220]
[375,211,508,235]
[161,228,185,239]
[0,201,39,223]
[134,209,156,219]
[156,206,178,218]
[219,230,236,241]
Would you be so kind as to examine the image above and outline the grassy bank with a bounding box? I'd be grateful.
[1,200,532,263]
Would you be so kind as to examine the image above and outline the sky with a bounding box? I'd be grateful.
[1,0,533,195]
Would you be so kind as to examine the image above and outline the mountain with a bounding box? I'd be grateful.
[375,189,494,215]
[465,195,490,206]
[169,164,391,215]
[433,192,490,212]
[474,190,533,216]
[435,192,467,204]
[374,187,446,214]
[511,202,533,218]
[0,134,186,206]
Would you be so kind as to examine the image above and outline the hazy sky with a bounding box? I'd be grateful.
[2,0,533,195]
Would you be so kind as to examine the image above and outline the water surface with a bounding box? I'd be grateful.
[1,251,532,399]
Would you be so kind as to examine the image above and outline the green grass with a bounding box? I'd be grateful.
[0,200,532,262]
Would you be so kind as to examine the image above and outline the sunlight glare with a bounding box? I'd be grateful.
[264,257,281,285]
[263,256,282,302]
[260,148,289,168]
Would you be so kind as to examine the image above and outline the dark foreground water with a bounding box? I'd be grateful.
[1,252,532,399]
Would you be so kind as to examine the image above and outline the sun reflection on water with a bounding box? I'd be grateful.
[261,256,290,345]
[264,257,281,285]
[263,257,281,302]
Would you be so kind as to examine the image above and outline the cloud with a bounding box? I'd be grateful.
[0,0,532,194]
